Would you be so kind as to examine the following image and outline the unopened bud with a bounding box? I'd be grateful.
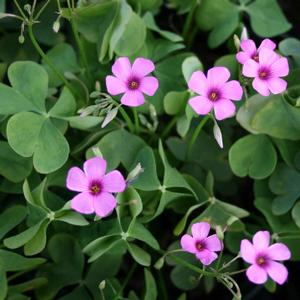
[233,34,240,52]
[92,147,103,158]
[99,280,106,290]
[53,19,60,33]
[240,26,249,41]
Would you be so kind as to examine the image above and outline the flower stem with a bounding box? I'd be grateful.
[182,0,198,44]
[67,2,93,84]
[133,108,140,134]
[187,115,210,156]
[118,106,135,134]
[13,0,28,20]
[160,115,177,139]
[218,254,241,272]
[113,262,137,300]
[27,24,75,95]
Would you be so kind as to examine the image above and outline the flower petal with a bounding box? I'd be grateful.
[266,78,287,94]
[196,249,218,266]
[259,48,279,67]
[181,234,197,254]
[101,170,126,193]
[252,78,270,96]
[83,157,107,180]
[191,222,210,239]
[204,234,222,252]
[222,80,243,101]
[112,57,132,80]
[66,167,89,192]
[268,243,291,261]
[121,91,145,107]
[270,57,289,77]
[71,192,94,214]
[132,57,155,77]
[242,59,259,77]
[240,39,257,55]
[236,52,251,64]
[253,231,270,250]
[258,39,276,52]
[207,67,230,87]
[94,192,117,218]
[213,99,236,121]
[266,261,288,285]
[240,239,256,264]
[188,96,213,115]
[106,75,126,95]
[140,76,159,96]
[188,71,208,95]
[246,264,268,284]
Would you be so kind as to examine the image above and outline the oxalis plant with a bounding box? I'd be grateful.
[0,0,299,299]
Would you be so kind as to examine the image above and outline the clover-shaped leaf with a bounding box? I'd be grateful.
[2,61,76,173]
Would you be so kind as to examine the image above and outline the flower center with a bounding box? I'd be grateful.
[90,182,101,195]
[208,91,219,102]
[128,79,139,90]
[252,54,259,62]
[258,68,270,80]
[195,241,205,251]
[256,256,267,266]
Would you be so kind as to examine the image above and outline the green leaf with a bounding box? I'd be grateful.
[7,112,69,174]
[0,142,32,182]
[208,12,239,48]
[117,186,143,218]
[36,234,84,300]
[291,201,300,228]
[4,220,45,250]
[0,205,27,239]
[127,243,151,266]
[279,38,300,66]
[229,134,277,179]
[0,266,7,300]
[269,164,300,215]
[83,235,122,262]
[87,129,145,171]
[143,12,182,42]
[246,0,292,37]
[131,147,161,191]
[214,54,239,79]
[0,250,45,271]
[0,83,34,114]
[182,56,203,83]
[67,116,102,130]
[42,43,80,87]
[48,87,76,117]
[237,94,300,140]
[195,0,238,31]
[144,269,157,300]
[8,277,47,294]
[8,61,48,113]
[128,222,160,250]
[163,91,188,116]
[112,1,146,57]
[55,210,89,226]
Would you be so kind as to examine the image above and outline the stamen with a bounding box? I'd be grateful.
[90,183,101,195]
[256,256,266,266]
[129,80,139,90]
[209,91,219,101]
[252,54,259,62]
[195,241,204,251]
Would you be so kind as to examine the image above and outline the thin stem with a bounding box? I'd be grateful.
[100,289,106,300]
[133,108,140,134]
[27,24,75,94]
[216,248,224,271]
[228,268,248,276]
[67,1,93,83]
[34,0,51,21]
[117,105,135,133]
[13,0,28,20]
[187,115,210,156]
[113,263,137,300]
[219,254,241,272]
[156,270,168,300]
[160,115,177,139]
[182,0,198,43]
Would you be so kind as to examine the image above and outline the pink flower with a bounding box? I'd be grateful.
[106,57,159,107]
[66,157,126,218]
[180,222,222,265]
[240,231,291,285]
[236,39,276,64]
[188,67,243,120]
[242,48,289,96]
